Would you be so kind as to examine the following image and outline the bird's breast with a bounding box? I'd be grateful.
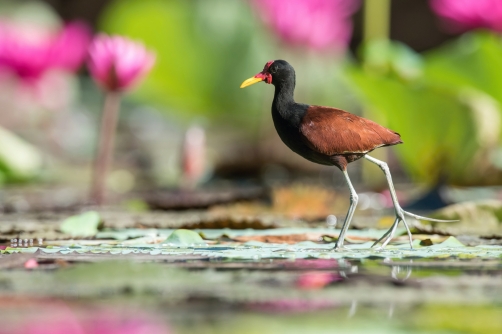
[271,110,333,166]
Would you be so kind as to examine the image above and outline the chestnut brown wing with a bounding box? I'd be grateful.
[299,106,402,156]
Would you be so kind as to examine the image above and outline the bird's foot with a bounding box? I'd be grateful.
[371,207,458,250]
[371,216,405,250]
[333,242,348,251]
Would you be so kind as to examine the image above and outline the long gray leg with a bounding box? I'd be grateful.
[334,169,358,249]
[364,155,457,249]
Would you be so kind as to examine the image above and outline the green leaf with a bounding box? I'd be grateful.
[360,39,423,81]
[60,211,102,238]
[0,126,43,182]
[429,236,465,249]
[164,229,205,246]
[424,200,502,236]
[346,49,482,185]
[99,0,266,125]
[424,31,502,110]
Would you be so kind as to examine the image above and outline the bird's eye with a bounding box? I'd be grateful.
[270,66,277,74]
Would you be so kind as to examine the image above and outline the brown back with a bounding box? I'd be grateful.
[300,106,402,156]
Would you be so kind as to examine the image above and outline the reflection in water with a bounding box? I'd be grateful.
[348,300,358,318]
[391,262,413,282]
[2,301,171,334]
[388,303,395,319]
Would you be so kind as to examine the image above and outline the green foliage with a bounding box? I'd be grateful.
[360,39,423,81]
[0,126,43,184]
[414,304,502,334]
[427,200,502,236]
[347,64,479,184]
[60,211,102,238]
[98,0,356,133]
[99,0,266,126]
[347,32,502,185]
[424,31,502,106]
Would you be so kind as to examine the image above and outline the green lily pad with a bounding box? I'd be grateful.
[164,229,205,246]
[424,200,502,237]
[60,211,102,238]
[429,236,465,249]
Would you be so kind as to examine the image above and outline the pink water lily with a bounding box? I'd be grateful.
[0,20,91,80]
[12,303,170,334]
[88,35,155,92]
[253,0,361,51]
[0,19,91,127]
[296,272,342,289]
[88,35,155,205]
[430,0,502,33]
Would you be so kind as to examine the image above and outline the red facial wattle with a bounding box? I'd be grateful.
[262,60,274,83]
[240,60,274,88]
[254,71,272,84]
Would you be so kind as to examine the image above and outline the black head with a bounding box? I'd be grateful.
[268,60,295,86]
[240,59,295,88]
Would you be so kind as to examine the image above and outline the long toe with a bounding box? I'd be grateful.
[333,242,348,251]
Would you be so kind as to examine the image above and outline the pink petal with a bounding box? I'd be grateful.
[254,0,360,51]
[87,34,155,92]
[50,21,92,72]
[430,0,502,33]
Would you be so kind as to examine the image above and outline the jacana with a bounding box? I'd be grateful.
[241,60,455,249]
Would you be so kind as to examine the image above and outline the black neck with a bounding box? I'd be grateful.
[272,77,296,117]
[272,74,308,128]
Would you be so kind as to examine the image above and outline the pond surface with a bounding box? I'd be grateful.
[1,227,502,334]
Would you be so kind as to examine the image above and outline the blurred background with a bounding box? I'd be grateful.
[2,0,502,216]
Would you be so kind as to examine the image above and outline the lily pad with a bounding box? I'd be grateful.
[420,200,502,237]
[60,211,102,238]
[164,229,205,246]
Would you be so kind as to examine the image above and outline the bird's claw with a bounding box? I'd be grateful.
[372,208,413,250]
[372,206,458,249]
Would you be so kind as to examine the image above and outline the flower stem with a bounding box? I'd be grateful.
[363,0,391,42]
[90,92,121,205]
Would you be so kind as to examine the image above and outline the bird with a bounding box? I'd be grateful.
[240,60,455,249]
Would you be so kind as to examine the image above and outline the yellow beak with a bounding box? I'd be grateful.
[240,77,263,88]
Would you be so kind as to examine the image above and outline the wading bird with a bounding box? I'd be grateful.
[241,60,455,249]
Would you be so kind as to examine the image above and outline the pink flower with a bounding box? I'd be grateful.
[296,272,342,289]
[430,0,502,33]
[182,125,206,188]
[88,35,155,92]
[83,312,169,334]
[24,258,39,269]
[15,303,170,334]
[0,20,91,123]
[0,20,91,80]
[253,0,361,51]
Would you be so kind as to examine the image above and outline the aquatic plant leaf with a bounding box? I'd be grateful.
[346,37,502,186]
[347,62,480,185]
[416,200,502,237]
[428,236,465,249]
[424,31,502,110]
[60,211,101,237]
[164,229,205,246]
